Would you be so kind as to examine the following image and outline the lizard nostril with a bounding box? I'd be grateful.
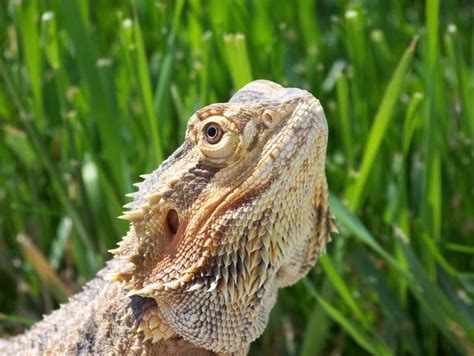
[166,209,179,235]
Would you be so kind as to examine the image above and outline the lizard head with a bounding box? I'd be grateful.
[111,80,333,352]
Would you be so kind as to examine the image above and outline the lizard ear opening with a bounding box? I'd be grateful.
[166,209,179,235]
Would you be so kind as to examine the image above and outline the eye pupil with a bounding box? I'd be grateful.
[207,126,217,137]
[203,123,223,144]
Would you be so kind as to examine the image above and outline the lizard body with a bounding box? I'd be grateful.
[1,80,333,355]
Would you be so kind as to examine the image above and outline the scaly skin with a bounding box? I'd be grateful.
[1,80,335,355]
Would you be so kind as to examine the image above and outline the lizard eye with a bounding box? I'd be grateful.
[203,123,223,144]
[197,117,240,163]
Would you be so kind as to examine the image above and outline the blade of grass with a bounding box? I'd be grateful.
[342,7,374,138]
[419,233,474,278]
[60,0,128,196]
[332,191,473,352]
[443,243,474,254]
[329,193,409,276]
[397,236,474,352]
[49,217,72,271]
[346,37,418,212]
[402,92,424,154]
[444,23,474,142]
[131,9,162,165]
[151,0,185,164]
[352,245,422,355]
[299,279,334,356]
[40,10,60,71]
[17,234,73,302]
[420,0,442,285]
[335,70,353,168]
[223,33,253,89]
[4,125,36,168]
[0,60,98,276]
[303,279,391,356]
[296,0,321,56]
[319,255,370,327]
[0,313,36,327]
[15,1,44,130]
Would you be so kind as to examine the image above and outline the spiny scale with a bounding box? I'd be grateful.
[118,209,144,221]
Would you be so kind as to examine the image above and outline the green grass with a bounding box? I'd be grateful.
[0,1,473,355]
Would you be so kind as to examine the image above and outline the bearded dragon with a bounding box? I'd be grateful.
[1,80,334,355]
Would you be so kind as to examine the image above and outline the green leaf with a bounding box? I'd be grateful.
[303,279,391,356]
[319,255,369,327]
[329,194,409,277]
[223,33,253,89]
[347,37,418,212]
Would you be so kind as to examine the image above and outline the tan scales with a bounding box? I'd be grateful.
[0,80,335,355]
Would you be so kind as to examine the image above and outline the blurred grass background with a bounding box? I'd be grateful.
[0,0,473,354]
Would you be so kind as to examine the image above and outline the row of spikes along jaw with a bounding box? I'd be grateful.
[108,171,184,344]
